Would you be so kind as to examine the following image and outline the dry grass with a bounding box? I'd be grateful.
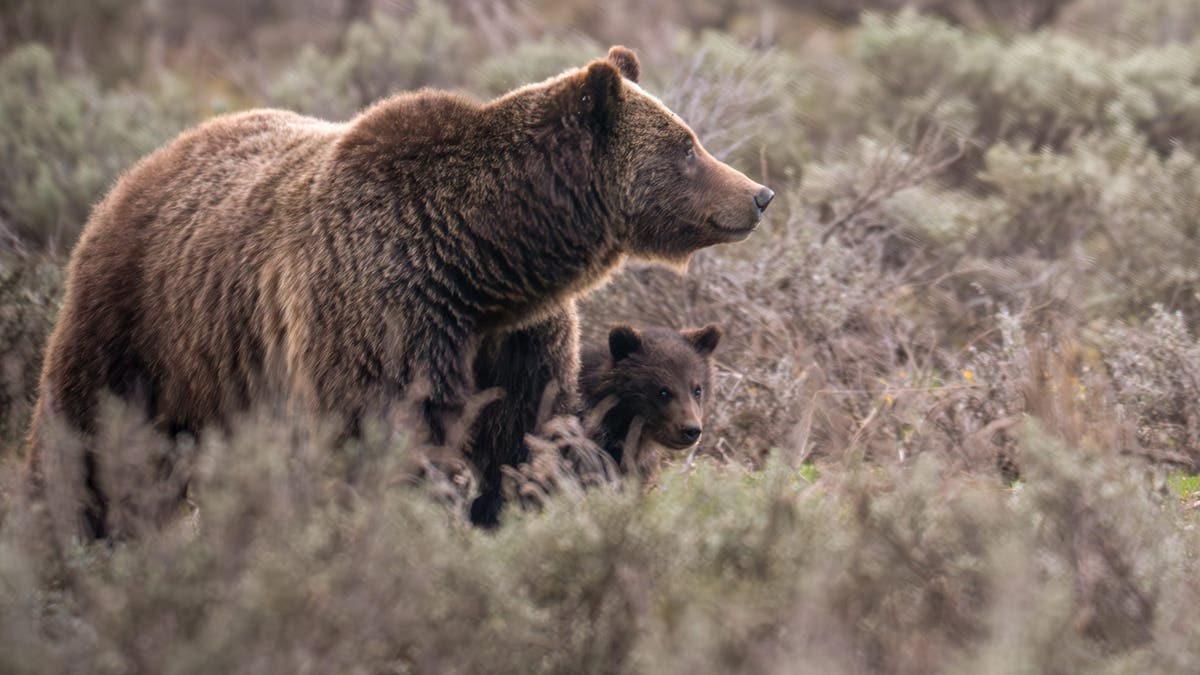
[2,413,1197,674]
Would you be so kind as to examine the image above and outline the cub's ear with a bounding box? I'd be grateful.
[609,325,643,361]
[607,45,640,83]
[682,324,722,357]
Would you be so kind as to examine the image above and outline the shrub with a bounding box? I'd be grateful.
[268,3,470,120]
[471,36,601,97]
[0,44,198,250]
[654,31,810,173]
[1105,306,1200,471]
[978,129,1200,319]
[0,253,62,447]
[0,0,149,80]
[1063,0,1200,49]
[856,11,1200,157]
[3,412,1198,673]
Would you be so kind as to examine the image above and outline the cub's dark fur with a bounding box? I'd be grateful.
[580,324,721,475]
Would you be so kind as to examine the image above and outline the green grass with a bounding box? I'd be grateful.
[1169,472,1200,501]
[798,461,820,484]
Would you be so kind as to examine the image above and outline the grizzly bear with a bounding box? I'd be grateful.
[580,324,721,478]
[27,46,772,537]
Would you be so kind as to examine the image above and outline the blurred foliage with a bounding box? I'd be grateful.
[856,9,1200,155]
[472,35,602,96]
[0,253,60,446]
[0,44,212,250]
[0,0,149,80]
[268,2,470,119]
[1064,0,1200,49]
[1168,471,1200,500]
[1105,306,1200,470]
[656,31,810,171]
[0,0,1196,493]
[2,417,1198,673]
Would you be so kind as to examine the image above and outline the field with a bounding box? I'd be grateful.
[2,0,1200,672]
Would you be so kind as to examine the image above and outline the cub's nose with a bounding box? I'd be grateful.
[754,187,775,212]
[681,426,702,444]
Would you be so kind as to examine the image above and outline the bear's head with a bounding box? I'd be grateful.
[529,46,773,265]
[599,323,721,450]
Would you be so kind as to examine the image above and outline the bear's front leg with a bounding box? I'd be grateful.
[468,304,580,526]
[409,318,477,449]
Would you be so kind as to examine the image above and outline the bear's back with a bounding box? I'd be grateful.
[77,108,342,254]
[43,109,346,432]
[50,95,496,435]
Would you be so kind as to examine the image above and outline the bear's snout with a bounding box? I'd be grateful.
[699,154,773,239]
[680,425,702,444]
[754,187,775,212]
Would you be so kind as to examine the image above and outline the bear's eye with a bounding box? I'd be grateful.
[685,146,697,162]
[658,388,672,401]
[693,386,703,399]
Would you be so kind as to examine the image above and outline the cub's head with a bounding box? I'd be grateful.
[597,323,722,450]
[521,46,772,264]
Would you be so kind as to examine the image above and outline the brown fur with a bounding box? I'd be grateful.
[580,324,721,478]
[27,46,770,536]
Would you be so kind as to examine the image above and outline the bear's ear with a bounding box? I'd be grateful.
[546,60,622,135]
[577,60,623,130]
[682,324,722,357]
[609,325,643,361]
[607,45,640,83]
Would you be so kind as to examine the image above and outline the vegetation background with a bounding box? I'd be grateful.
[2,0,1200,672]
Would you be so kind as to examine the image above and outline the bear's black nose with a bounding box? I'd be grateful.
[681,426,702,443]
[754,187,775,212]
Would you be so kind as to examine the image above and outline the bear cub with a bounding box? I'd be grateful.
[579,324,721,477]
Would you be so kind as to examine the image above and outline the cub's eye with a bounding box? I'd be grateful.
[658,388,672,400]
[693,386,703,399]
[685,147,697,161]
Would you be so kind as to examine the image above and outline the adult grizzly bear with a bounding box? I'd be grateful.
[28,46,773,536]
